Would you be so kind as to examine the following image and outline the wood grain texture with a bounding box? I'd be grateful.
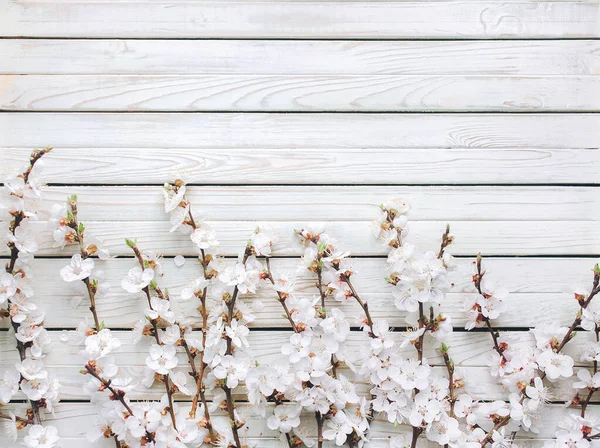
[1,1,598,39]
[2,147,598,185]
[0,403,579,446]
[2,113,599,149]
[0,220,596,256]
[0,257,589,329]
[12,185,596,222]
[2,40,599,76]
[2,74,599,112]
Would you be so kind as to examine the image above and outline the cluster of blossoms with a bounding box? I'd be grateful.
[0,149,60,447]
[369,200,461,447]
[243,223,367,448]
[5,155,599,448]
[56,196,143,446]
[461,255,600,447]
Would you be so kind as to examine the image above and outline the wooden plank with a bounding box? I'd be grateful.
[0,258,590,329]
[1,113,599,149]
[1,40,599,76]
[1,1,597,39]
[2,332,599,405]
[15,185,597,222]
[2,74,599,112]
[1,147,598,185]
[0,404,570,446]
[0,365,580,402]
[0,220,596,256]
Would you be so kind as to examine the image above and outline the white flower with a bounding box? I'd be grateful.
[251,229,274,256]
[537,350,574,381]
[146,344,178,374]
[15,359,48,380]
[81,329,122,360]
[0,272,17,305]
[213,355,248,389]
[146,297,175,324]
[190,227,219,250]
[21,377,50,401]
[266,405,301,433]
[218,262,259,294]
[180,277,210,301]
[282,333,311,363]
[171,371,192,396]
[573,369,600,389]
[225,319,250,349]
[7,223,38,254]
[162,184,186,213]
[426,415,460,445]
[555,429,590,448]
[60,254,94,282]
[0,370,20,403]
[581,308,600,331]
[121,266,154,293]
[320,308,350,342]
[23,425,60,448]
[323,411,353,446]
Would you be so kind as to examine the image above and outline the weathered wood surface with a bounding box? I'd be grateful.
[2,74,599,112]
[2,148,598,185]
[0,258,591,329]
[2,113,599,149]
[2,40,599,75]
[1,1,598,39]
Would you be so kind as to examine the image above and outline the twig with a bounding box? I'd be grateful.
[5,148,52,427]
[129,244,178,431]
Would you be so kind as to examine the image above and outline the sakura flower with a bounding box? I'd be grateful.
[213,355,249,389]
[218,262,259,294]
[171,371,192,396]
[23,425,60,448]
[536,350,574,381]
[81,328,122,360]
[426,415,460,445]
[555,429,590,447]
[21,377,50,401]
[282,333,312,363]
[573,369,600,389]
[320,308,350,342]
[323,411,353,446]
[7,223,38,254]
[266,405,301,433]
[121,266,154,293]
[162,183,186,213]
[251,228,274,256]
[15,358,48,380]
[408,392,442,427]
[180,276,210,301]
[146,344,178,374]
[581,308,600,332]
[190,226,219,250]
[60,253,94,282]
[0,272,17,305]
[0,370,20,403]
[225,319,250,349]
[146,297,175,324]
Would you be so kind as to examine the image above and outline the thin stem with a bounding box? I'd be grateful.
[316,411,324,448]
[130,245,178,431]
[224,387,243,448]
[480,266,600,446]
[84,364,134,415]
[4,149,52,426]
[265,257,299,333]
[411,426,423,448]
[340,274,375,337]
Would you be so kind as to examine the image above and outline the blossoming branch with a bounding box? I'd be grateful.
[0,148,60,447]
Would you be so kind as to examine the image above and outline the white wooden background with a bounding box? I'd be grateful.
[1,1,599,446]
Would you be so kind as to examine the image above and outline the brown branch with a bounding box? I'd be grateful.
[4,149,53,426]
[265,257,299,333]
[129,245,178,431]
[480,265,600,446]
